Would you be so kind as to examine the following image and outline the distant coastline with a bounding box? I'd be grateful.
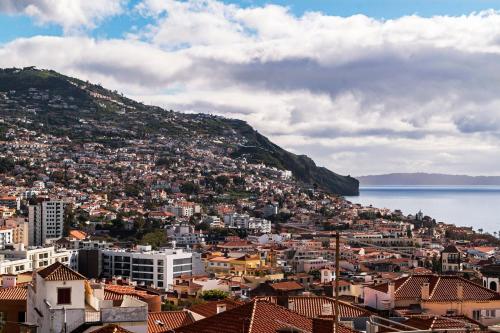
[357,173,500,186]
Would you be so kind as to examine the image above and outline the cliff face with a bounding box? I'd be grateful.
[226,119,359,195]
[0,67,359,195]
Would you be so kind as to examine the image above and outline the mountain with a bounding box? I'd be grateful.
[358,173,500,186]
[0,67,358,195]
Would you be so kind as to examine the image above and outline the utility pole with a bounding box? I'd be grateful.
[335,232,340,333]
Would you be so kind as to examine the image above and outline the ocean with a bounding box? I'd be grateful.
[345,186,500,234]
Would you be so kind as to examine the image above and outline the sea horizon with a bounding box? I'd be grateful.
[346,185,500,234]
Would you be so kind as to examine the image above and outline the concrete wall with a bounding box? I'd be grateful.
[44,280,85,309]
[101,306,148,323]
[423,300,500,326]
[364,288,391,310]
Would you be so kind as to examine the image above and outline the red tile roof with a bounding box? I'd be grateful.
[89,324,134,333]
[69,230,87,240]
[368,274,500,302]
[104,285,157,301]
[270,281,304,292]
[379,315,480,332]
[37,261,86,281]
[148,311,195,333]
[259,296,372,318]
[188,299,244,318]
[0,285,28,301]
[178,300,312,333]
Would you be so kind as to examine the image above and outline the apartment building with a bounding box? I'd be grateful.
[4,217,29,246]
[0,195,21,210]
[164,201,201,217]
[223,213,272,234]
[0,245,75,275]
[0,227,13,249]
[28,199,65,246]
[102,245,195,288]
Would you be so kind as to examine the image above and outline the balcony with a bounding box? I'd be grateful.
[445,259,461,264]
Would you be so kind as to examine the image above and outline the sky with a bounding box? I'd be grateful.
[2,1,500,177]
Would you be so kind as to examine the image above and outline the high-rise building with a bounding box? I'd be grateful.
[28,200,65,246]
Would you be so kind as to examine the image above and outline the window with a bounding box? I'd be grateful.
[473,310,481,321]
[57,288,71,305]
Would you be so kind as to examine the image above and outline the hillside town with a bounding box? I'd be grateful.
[1,71,500,333]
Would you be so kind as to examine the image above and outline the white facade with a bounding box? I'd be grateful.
[28,200,65,246]
[0,227,13,249]
[102,246,195,289]
[27,263,149,333]
[223,213,271,233]
[0,245,75,274]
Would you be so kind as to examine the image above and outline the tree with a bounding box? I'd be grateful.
[162,301,181,311]
[0,157,15,173]
[309,269,321,280]
[195,221,210,231]
[200,289,229,301]
[233,176,246,186]
[215,175,230,188]
[140,230,166,249]
[180,182,200,195]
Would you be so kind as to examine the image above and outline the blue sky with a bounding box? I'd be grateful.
[3,0,500,43]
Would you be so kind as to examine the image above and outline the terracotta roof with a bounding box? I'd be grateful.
[104,284,157,301]
[90,324,134,333]
[259,296,372,318]
[37,261,86,281]
[368,274,500,302]
[69,229,87,240]
[188,299,244,318]
[379,315,480,332]
[270,281,304,291]
[0,285,28,301]
[178,300,313,333]
[442,245,460,253]
[148,311,195,333]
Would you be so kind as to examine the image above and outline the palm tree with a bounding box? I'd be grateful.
[478,228,484,234]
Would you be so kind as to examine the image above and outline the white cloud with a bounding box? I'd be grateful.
[2,1,500,176]
[0,0,125,33]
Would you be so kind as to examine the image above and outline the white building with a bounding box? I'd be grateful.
[164,202,200,217]
[167,224,206,247]
[223,213,271,234]
[0,227,13,249]
[26,261,149,333]
[102,246,196,289]
[0,245,76,275]
[28,200,65,246]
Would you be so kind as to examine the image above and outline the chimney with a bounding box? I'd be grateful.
[277,295,289,309]
[388,282,395,309]
[387,282,395,298]
[457,283,464,300]
[421,283,430,300]
[216,303,227,314]
[312,317,334,333]
[2,274,16,288]
[321,303,333,316]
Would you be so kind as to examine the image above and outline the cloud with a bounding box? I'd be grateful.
[2,1,500,175]
[0,0,126,33]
